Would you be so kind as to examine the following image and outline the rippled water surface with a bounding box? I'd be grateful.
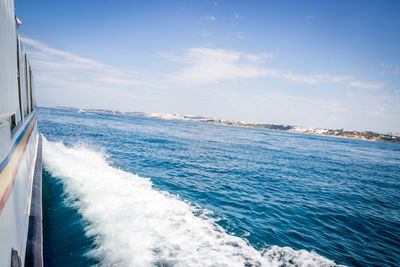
[38,107,400,266]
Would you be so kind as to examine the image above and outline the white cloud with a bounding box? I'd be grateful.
[20,37,164,111]
[205,16,216,21]
[379,63,400,75]
[22,37,147,92]
[201,31,209,38]
[233,31,245,39]
[165,47,352,85]
[349,81,384,90]
[164,48,271,84]
[22,38,104,69]
[280,73,351,84]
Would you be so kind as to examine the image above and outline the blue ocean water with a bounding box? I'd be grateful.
[38,107,400,266]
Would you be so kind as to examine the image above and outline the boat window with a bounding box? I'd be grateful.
[29,66,33,112]
[16,37,23,121]
[10,114,16,132]
[24,53,29,116]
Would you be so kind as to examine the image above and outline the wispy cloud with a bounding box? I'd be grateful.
[201,30,210,38]
[164,48,271,84]
[22,37,147,92]
[379,63,400,75]
[233,31,245,39]
[164,47,352,85]
[20,37,163,110]
[279,73,351,84]
[205,16,216,21]
[349,81,384,90]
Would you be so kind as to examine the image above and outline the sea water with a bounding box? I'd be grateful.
[38,107,400,266]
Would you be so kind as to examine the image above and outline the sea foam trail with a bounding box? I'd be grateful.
[43,138,341,267]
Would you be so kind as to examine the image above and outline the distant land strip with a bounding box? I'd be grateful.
[50,106,400,144]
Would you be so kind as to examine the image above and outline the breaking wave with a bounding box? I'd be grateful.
[43,138,342,267]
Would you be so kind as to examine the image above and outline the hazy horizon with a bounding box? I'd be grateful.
[16,0,400,133]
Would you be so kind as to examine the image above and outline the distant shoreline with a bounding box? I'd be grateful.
[47,106,400,144]
[205,121,398,144]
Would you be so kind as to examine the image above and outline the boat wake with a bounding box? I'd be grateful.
[43,138,342,266]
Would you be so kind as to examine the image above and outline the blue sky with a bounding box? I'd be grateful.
[15,0,400,133]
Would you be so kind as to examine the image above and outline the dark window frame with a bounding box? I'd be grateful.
[16,37,23,120]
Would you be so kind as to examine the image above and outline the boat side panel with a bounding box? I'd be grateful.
[0,0,41,265]
[25,133,43,267]
[0,0,18,162]
[0,0,19,116]
[0,116,38,266]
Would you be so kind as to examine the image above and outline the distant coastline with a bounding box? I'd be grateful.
[50,106,400,144]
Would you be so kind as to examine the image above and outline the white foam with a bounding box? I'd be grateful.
[43,138,342,267]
